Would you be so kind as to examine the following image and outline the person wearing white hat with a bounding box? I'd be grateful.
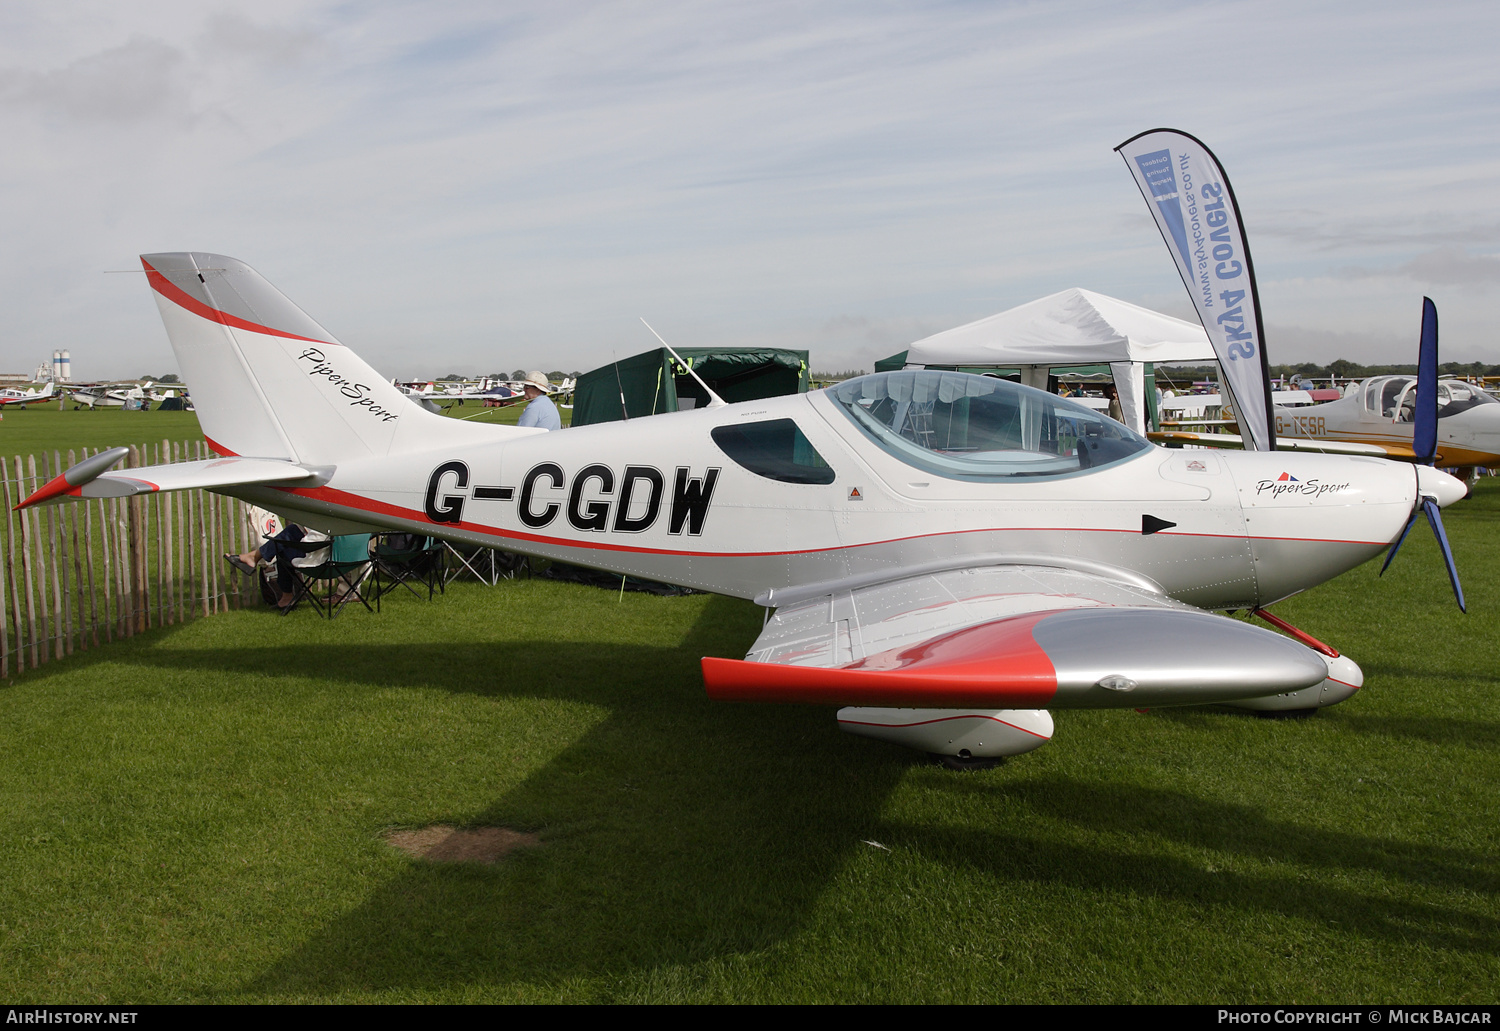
[517,370,561,431]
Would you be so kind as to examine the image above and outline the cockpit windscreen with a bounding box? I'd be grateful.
[829,371,1150,481]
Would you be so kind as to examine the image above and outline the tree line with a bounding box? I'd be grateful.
[1158,360,1499,384]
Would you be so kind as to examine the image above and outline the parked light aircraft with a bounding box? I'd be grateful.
[69,381,175,410]
[400,378,519,404]
[0,382,56,407]
[1156,377,1500,470]
[18,254,1469,765]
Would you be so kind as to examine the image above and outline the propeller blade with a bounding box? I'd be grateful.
[1413,297,1438,464]
[1379,504,1423,577]
[1421,496,1466,613]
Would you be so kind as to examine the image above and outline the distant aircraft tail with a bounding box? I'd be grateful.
[140,252,505,467]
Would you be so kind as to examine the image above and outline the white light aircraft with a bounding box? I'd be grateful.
[0,382,56,407]
[69,381,173,410]
[1157,376,1500,470]
[18,254,1469,766]
[401,378,519,405]
[1152,328,1494,471]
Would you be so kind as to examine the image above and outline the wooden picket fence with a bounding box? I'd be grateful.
[0,439,261,679]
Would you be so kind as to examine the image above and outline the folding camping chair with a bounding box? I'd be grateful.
[288,534,375,618]
[442,543,528,586]
[372,533,446,607]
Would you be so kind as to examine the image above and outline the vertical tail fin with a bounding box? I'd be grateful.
[141,252,447,465]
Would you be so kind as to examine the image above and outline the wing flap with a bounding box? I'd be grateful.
[1150,430,1400,458]
[746,563,1176,668]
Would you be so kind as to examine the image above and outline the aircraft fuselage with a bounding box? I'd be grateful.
[242,388,1429,611]
[1272,377,1500,468]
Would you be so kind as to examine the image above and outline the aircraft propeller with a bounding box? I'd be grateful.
[1378,297,1466,612]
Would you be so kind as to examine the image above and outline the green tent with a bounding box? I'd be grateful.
[572,347,810,427]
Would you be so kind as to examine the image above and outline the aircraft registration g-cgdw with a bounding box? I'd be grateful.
[20,254,1469,767]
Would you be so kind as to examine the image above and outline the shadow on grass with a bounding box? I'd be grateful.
[42,586,1500,992]
[888,776,1500,955]
[1334,713,1500,749]
[1356,664,1500,687]
[105,594,913,997]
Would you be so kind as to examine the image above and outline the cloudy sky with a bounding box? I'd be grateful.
[2,1,1497,381]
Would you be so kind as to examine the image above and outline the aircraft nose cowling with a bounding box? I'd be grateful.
[1416,465,1466,508]
[1224,451,1417,603]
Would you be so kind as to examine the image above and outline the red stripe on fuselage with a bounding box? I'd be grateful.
[264,481,1391,559]
[141,259,332,345]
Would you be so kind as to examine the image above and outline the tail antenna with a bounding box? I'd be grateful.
[639,318,726,408]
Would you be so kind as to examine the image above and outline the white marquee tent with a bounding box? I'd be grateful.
[901,288,1216,433]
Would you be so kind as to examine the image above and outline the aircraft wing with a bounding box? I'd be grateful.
[1149,430,1405,458]
[702,563,1329,709]
[16,448,318,509]
[1159,393,1222,410]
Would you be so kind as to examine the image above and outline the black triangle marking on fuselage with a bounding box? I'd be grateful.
[1142,514,1177,535]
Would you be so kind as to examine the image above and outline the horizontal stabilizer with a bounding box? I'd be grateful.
[17,452,318,510]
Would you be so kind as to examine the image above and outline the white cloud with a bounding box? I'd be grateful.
[0,35,188,122]
[1397,246,1500,289]
[195,12,319,67]
[0,1,1498,380]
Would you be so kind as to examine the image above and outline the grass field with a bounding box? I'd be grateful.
[0,406,205,463]
[0,395,560,462]
[0,410,1495,1002]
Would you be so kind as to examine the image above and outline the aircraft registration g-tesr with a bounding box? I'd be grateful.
[1159,377,1500,469]
[21,254,1468,766]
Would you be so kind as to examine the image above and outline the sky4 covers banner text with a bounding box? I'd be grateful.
[1117,129,1275,451]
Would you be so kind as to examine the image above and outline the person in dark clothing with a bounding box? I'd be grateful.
[225,525,328,610]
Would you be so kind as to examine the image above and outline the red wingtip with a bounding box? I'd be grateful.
[14,473,80,511]
[702,655,1058,707]
[702,612,1060,707]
